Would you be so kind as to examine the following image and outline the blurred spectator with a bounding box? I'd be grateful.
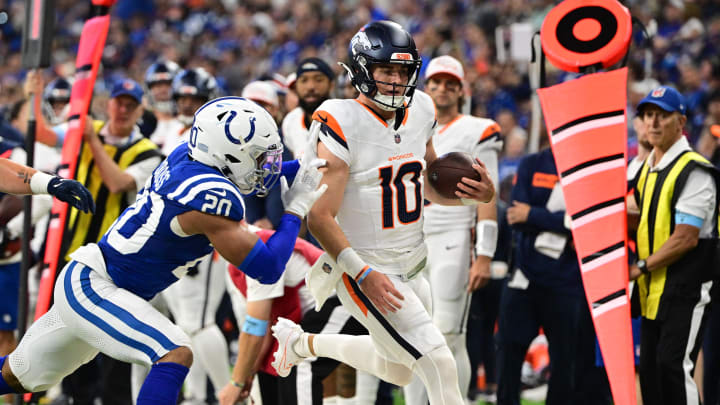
[497,146,610,405]
[498,116,527,185]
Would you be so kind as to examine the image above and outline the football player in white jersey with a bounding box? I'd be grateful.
[270,21,495,405]
[145,61,185,151]
[0,97,327,405]
[282,58,335,159]
[403,55,503,405]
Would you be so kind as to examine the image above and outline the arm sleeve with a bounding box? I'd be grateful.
[238,213,301,284]
[474,147,500,189]
[675,168,716,221]
[525,207,569,233]
[510,156,568,234]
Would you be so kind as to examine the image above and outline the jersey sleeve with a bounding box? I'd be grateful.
[313,101,351,166]
[472,119,503,187]
[157,159,246,221]
[676,167,716,222]
[245,273,286,302]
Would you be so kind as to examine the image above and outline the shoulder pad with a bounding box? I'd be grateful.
[313,101,349,150]
[411,90,437,122]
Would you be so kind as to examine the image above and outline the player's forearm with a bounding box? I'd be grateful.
[0,159,35,195]
[231,332,264,383]
[307,210,351,259]
[475,197,498,258]
[86,139,136,193]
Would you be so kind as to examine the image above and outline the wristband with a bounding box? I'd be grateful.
[355,266,373,284]
[336,247,367,279]
[241,315,269,337]
[231,380,245,389]
[29,171,54,195]
[461,198,479,206]
[475,220,498,257]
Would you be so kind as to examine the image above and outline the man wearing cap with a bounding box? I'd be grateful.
[629,85,719,405]
[282,58,335,159]
[243,80,282,125]
[403,55,503,405]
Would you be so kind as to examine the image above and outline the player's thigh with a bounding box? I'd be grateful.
[335,273,445,368]
[54,261,191,368]
[0,261,20,331]
[426,230,472,334]
[9,307,99,392]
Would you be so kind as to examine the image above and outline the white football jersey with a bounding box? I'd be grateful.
[149,118,186,154]
[315,91,437,275]
[423,115,502,234]
[245,250,315,316]
[281,106,310,159]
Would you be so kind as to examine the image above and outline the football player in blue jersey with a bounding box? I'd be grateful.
[0,97,327,405]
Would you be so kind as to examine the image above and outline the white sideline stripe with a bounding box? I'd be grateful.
[572,202,625,228]
[561,159,625,186]
[552,115,626,144]
[581,246,625,273]
[683,280,712,405]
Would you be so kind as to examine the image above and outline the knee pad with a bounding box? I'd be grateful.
[10,310,97,392]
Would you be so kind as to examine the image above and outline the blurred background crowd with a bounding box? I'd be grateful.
[1,0,720,404]
[0,0,719,184]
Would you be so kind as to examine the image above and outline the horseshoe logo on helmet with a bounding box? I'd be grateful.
[223,112,257,144]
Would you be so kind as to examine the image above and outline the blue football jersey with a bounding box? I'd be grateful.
[97,143,245,300]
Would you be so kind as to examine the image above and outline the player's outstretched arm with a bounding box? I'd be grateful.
[0,159,95,213]
[219,298,273,405]
[308,142,404,314]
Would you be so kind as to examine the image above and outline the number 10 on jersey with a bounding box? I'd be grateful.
[379,161,423,229]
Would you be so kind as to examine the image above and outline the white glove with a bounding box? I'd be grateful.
[281,158,328,217]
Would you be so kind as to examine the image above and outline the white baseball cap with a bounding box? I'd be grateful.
[285,72,297,89]
[424,55,464,83]
[242,80,279,107]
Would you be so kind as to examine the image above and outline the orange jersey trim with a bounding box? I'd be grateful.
[480,123,501,141]
[342,274,368,317]
[312,110,347,142]
[355,99,389,128]
[439,115,463,134]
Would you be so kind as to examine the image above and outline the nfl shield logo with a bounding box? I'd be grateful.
[322,263,332,274]
[394,133,401,144]
[652,87,666,98]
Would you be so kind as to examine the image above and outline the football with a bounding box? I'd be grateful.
[427,152,481,199]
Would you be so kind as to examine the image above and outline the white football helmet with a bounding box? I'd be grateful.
[188,96,283,196]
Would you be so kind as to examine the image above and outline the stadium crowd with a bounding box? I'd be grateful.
[1,0,720,404]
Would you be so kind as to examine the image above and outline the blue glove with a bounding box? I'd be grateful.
[280,159,300,185]
[48,177,96,214]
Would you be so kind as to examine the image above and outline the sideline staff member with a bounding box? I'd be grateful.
[630,85,718,405]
